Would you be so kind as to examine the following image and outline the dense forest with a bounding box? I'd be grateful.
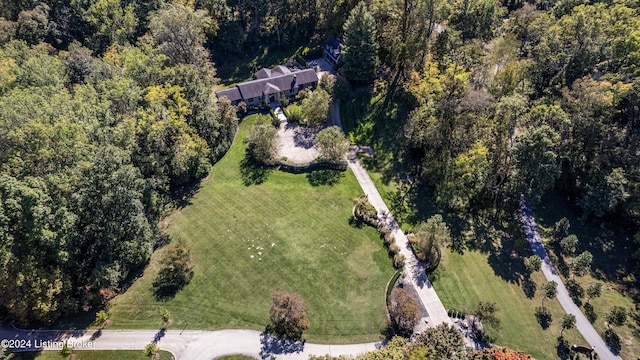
[0,0,238,325]
[1,0,639,327]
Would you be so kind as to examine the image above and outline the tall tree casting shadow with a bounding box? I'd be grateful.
[259,330,305,360]
[240,153,272,186]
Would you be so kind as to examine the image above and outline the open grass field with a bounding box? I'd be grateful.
[106,115,395,343]
[433,248,586,359]
[535,192,640,358]
[11,350,173,359]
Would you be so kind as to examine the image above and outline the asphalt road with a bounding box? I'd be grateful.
[519,200,623,360]
[0,327,382,359]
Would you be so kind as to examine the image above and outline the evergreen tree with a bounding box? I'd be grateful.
[341,1,379,83]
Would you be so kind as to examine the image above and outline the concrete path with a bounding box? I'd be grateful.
[348,156,453,328]
[332,96,451,327]
[519,200,623,360]
[0,326,382,360]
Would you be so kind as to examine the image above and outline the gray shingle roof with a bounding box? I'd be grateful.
[216,67,318,102]
[254,65,292,79]
[236,69,318,99]
[215,87,242,102]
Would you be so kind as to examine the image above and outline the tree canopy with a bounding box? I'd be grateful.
[341,1,379,83]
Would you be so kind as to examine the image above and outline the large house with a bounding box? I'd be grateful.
[216,65,318,107]
[324,38,343,66]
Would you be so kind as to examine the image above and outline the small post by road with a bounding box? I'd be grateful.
[180,319,188,335]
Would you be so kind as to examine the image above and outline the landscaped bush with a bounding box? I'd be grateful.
[393,253,405,269]
[301,46,323,59]
[389,243,401,256]
[287,105,304,123]
[269,108,279,127]
[277,158,347,173]
[384,233,395,247]
[353,195,377,225]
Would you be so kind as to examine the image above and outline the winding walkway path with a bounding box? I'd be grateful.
[332,99,452,328]
[519,200,622,360]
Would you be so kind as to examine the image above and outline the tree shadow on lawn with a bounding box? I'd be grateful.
[306,169,343,186]
[169,176,203,209]
[522,277,537,299]
[556,336,572,360]
[259,331,305,360]
[240,153,273,186]
[535,192,636,283]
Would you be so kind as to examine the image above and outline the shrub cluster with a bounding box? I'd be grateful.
[380,226,404,269]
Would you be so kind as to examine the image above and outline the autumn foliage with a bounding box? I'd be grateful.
[490,347,532,360]
[269,288,310,339]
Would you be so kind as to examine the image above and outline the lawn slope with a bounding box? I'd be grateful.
[107,115,394,343]
[434,249,586,359]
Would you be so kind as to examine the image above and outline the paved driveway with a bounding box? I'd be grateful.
[519,200,623,360]
[278,122,320,163]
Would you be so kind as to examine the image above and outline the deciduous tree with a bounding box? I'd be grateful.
[524,255,541,273]
[301,88,331,127]
[314,126,349,164]
[388,288,419,337]
[560,314,576,336]
[560,234,578,256]
[571,251,593,276]
[541,280,557,307]
[606,306,627,327]
[152,243,194,298]
[475,301,501,330]
[586,283,602,303]
[246,118,279,164]
[269,288,310,340]
[410,215,450,264]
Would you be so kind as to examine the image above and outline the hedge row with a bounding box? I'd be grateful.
[277,159,348,174]
[385,270,403,307]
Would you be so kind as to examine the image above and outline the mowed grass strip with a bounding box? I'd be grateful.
[433,249,586,359]
[107,115,395,343]
[11,351,173,360]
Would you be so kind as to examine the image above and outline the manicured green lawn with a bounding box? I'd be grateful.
[535,192,639,358]
[214,355,257,360]
[106,115,395,343]
[11,350,173,359]
[433,249,586,359]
